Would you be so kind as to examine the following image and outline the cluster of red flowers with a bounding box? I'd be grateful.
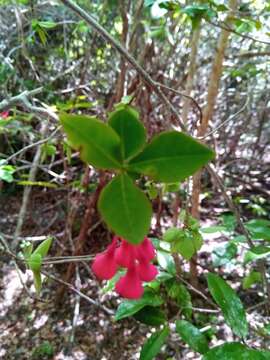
[91,236,158,299]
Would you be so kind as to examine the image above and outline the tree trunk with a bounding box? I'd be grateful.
[190,0,238,287]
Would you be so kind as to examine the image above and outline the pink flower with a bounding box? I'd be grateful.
[138,260,158,282]
[91,236,158,299]
[115,264,144,299]
[115,240,137,268]
[91,237,118,280]
[136,237,156,262]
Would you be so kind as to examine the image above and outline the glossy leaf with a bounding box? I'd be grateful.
[115,289,164,321]
[174,232,203,260]
[176,320,209,354]
[163,227,184,242]
[28,253,42,272]
[98,173,152,244]
[0,164,15,183]
[108,105,146,160]
[203,342,270,360]
[156,250,175,274]
[244,246,270,264]
[245,219,270,241]
[139,327,169,360]
[33,237,52,258]
[60,113,122,169]
[134,306,166,326]
[250,245,270,255]
[207,273,248,338]
[129,131,214,183]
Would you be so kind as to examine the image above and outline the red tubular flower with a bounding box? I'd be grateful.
[137,260,158,282]
[92,236,157,299]
[0,111,9,119]
[91,237,118,280]
[115,264,143,299]
[115,240,137,268]
[136,237,156,262]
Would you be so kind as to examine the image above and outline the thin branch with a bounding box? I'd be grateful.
[207,19,270,46]
[0,87,58,121]
[4,126,61,164]
[59,0,187,131]
[201,95,249,139]
[157,83,203,125]
[12,121,50,248]
[42,270,114,315]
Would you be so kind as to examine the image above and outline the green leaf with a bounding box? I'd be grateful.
[176,320,209,354]
[163,227,185,242]
[244,246,270,264]
[60,113,122,170]
[222,214,236,232]
[33,270,42,294]
[200,225,227,233]
[245,219,270,241]
[243,271,262,289]
[28,253,42,272]
[129,131,214,183]
[172,230,203,260]
[207,273,248,338]
[203,342,270,360]
[37,26,48,45]
[98,173,152,244]
[139,327,169,360]
[156,250,175,274]
[0,164,15,183]
[134,306,166,326]
[251,246,270,255]
[38,21,57,29]
[108,105,146,160]
[33,237,53,258]
[22,242,33,259]
[115,289,164,321]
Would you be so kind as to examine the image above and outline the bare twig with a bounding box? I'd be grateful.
[201,96,249,139]
[42,270,114,315]
[59,0,187,131]
[0,87,58,121]
[207,19,270,46]
[4,126,61,164]
[12,121,50,248]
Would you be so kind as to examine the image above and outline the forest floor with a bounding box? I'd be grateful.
[0,188,269,360]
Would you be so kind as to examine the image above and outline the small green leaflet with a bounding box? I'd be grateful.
[176,320,209,354]
[134,306,166,326]
[139,327,169,360]
[115,289,163,321]
[0,162,15,183]
[108,105,146,160]
[26,237,53,294]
